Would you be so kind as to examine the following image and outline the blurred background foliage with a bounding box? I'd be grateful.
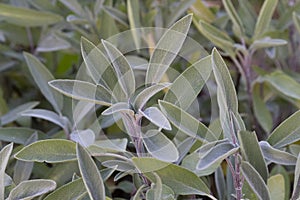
[1,0,300,199]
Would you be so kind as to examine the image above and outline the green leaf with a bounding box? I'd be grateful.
[212,48,241,142]
[132,157,214,199]
[0,3,62,27]
[21,109,67,130]
[260,141,297,165]
[270,165,290,200]
[197,141,239,172]
[252,83,273,133]
[71,129,95,148]
[267,110,300,148]
[103,6,128,26]
[194,21,235,56]
[146,14,192,84]
[163,55,212,110]
[44,178,86,200]
[263,70,300,100]
[253,0,278,39]
[267,174,285,200]
[8,179,56,200]
[24,52,63,114]
[159,100,216,142]
[92,138,128,153]
[238,131,268,182]
[215,167,226,200]
[80,37,127,101]
[143,130,179,162]
[102,102,133,116]
[166,0,196,27]
[0,101,39,125]
[241,161,271,200]
[15,139,76,163]
[146,173,163,200]
[140,107,171,130]
[293,12,300,35]
[249,37,287,51]
[0,143,13,200]
[77,144,105,200]
[102,39,135,98]
[222,0,244,36]
[37,33,71,52]
[291,154,300,200]
[133,83,171,110]
[0,127,46,144]
[49,80,113,106]
[127,0,141,50]
[59,0,84,16]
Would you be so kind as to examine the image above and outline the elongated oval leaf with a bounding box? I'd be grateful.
[0,127,46,145]
[24,52,63,114]
[241,161,271,200]
[259,141,297,165]
[267,174,285,200]
[159,100,216,142]
[0,3,62,27]
[133,83,171,110]
[8,179,56,200]
[143,130,178,162]
[267,110,300,148]
[140,107,171,130]
[15,139,76,163]
[238,131,268,182]
[293,12,300,35]
[0,101,39,126]
[77,144,105,200]
[127,0,141,49]
[291,154,300,200]
[103,6,128,26]
[164,55,212,110]
[80,37,127,101]
[49,80,113,106]
[222,0,244,36]
[102,40,135,98]
[44,178,86,200]
[250,37,287,51]
[0,143,13,200]
[146,14,192,84]
[197,142,239,171]
[254,0,278,39]
[21,109,67,129]
[102,102,134,116]
[132,157,215,199]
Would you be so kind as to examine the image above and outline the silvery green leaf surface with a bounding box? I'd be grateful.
[91,138,128,153]
[166,0,196,27]
[0,127,46,144]
[7,179,56,200]
[267,174,285,200]
[222,0,244,36]
[59,0,84,16]
[146,14,192,84]
[24,52,63,114]
[143,130,179,162]
[127,0,141,50]
[102,102,133,116]
[291,154,300,200]
[215,167,226,200]
[249,37,287,51]
[70,129,95,147]
[140,107,171,130]
[163,55,212,110]
[293,12,300,34]
[37,34,71,52]
[103,6,128,26]
[0,143,13,200]
[77,144,106,200]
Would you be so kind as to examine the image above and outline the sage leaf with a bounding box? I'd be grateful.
[0,127,46,144]
[267,174,285,200]
[291,154,300,200]
[0,143,13,200]
[140,107,171,130]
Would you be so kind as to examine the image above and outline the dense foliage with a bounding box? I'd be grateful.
[1,0,300,199]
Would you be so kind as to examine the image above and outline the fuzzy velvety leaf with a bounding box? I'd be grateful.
[250,37,287,51]
[146,14,192,84]
[8,179,56,200]
[0,3,62,27]
[102,40,135,98]
[259,141,297,165]
[267,110,300,148]
[77,144,105,200]
[49,79,113,106]
[0,143,13,200]
[24,52,63,114]
[102,102,133,116]
[70,129,95,148]
[140,107,171,130]
[21,109,67,129]
[159,100,216,142]
[166,0,196,27]
[215,167,226,200]
[267,174,285,200]
[0,101,39,126]
[238,131,268,182]
[59,0,84,16]
[0,127,46,144]
[132,157,215,199]
[103,6,128,26]
[133,83,170,110]
[222,0,244,36]
[143,130,178,162]
[241,161,271,200]
[37,34,71,52]
[44,178,86,200]
[15,139,76,163]
[291,154,300,200]
[91,138,128,153]
[163,55,212,110]
[254,0,278,39]
[127,0,141,49]
[80,37,127,101]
